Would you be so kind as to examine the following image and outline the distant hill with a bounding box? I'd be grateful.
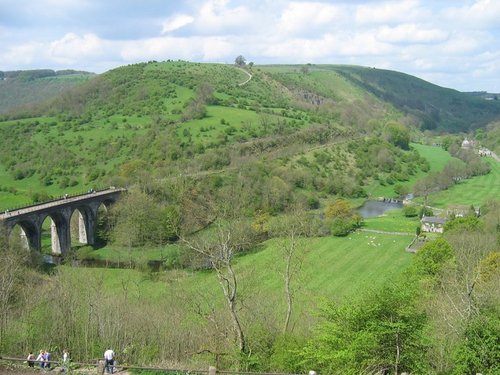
[0,69,95,114]
[325,65,500,132]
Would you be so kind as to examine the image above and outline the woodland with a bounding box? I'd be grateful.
[0,61,499,375]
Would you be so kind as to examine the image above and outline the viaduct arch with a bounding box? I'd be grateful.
[0,188,125,256]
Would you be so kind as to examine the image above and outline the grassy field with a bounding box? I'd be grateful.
[69,230,414,314]
[369,143,500,209]
[426,157,500,207]
[92,243,180,264]
[362,208,420,233]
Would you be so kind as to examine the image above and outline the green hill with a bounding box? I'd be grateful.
[1,61,498,210]
[327,65,500,132]
[0,69,94,114]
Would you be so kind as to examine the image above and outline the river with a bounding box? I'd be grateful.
[357,200,403,218]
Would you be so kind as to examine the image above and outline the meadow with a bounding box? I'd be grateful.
[426,156,500,207]
[362,208,420,233]
[71,230,414,312]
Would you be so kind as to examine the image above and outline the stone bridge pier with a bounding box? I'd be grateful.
[0,188,125,256]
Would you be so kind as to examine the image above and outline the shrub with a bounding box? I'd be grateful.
[76,246,97,261]
[403,205,419,217]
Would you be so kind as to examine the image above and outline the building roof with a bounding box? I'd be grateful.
[421,216,446,224]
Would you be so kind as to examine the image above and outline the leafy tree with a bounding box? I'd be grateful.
[478,251,500,283]
[451,308,500,375]
[325,199,362,236]
[330,217,355,236]
[419,206,433,218]
[325,198,352,219]
[235,55,246,66]
[402,204,419,217]
[384,122,410,150]
[182,82,214,121]
[444,215,482,232]
[394,183,409,199]
[0,227,29,348]
[412,237,453,277]
[109,190,179,247]
[300,282,429,374]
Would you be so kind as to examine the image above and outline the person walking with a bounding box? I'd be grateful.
[103,348,115,374]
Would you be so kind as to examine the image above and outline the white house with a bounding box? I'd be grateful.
[421,216,446,233]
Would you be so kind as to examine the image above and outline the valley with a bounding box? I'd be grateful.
[0,62,499,375]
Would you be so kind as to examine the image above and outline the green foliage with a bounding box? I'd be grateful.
[402,204,419,217]
[412,237,453,277]
[268,334,305,373]
[444,216,482,232]
[451,309,500,375]
[29,190,52,203]
[300,282,429,375]
[325,199,362,236]
[0,70,94,114]
[75,245,97,260]
[325,198,352,219]
[330,216,360,236]
[109,190,180,247]
[235,55,246,66]
[384,121,410,149]
[424,158,500,208]
[419,206,433,217]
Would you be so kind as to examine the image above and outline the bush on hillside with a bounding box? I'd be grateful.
[403,204,419,217]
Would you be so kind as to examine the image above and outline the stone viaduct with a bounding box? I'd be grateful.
[0,188,125,256]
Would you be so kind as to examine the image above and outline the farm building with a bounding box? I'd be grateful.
[421,216,446,233]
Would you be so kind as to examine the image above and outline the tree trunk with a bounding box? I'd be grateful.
[216,260,246,355]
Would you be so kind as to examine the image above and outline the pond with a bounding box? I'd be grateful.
[358,200,403,218]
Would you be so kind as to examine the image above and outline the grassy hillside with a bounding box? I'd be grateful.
[0,69,94,114]
[81,230,414,312]
[426,157,500,207]
[329,65,500,132]
[0,61,421,210]
[2,62,497,213]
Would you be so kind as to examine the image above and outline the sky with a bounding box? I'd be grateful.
[0,0,499,92]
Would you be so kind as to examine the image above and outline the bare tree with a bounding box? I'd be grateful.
[269,210,312,334]
[0,227,27,345]
[442,229,496,321]
[181,218,255,358]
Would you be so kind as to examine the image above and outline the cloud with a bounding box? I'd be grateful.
[355,0,430,25]
[277,2,346,36]
[193,0,255,34]
[377,24,448,44]
[1,42,45,66]
[120,35,232,62]
[161,14,194,33]
[49,33,106,64]
[443,0,500,28]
